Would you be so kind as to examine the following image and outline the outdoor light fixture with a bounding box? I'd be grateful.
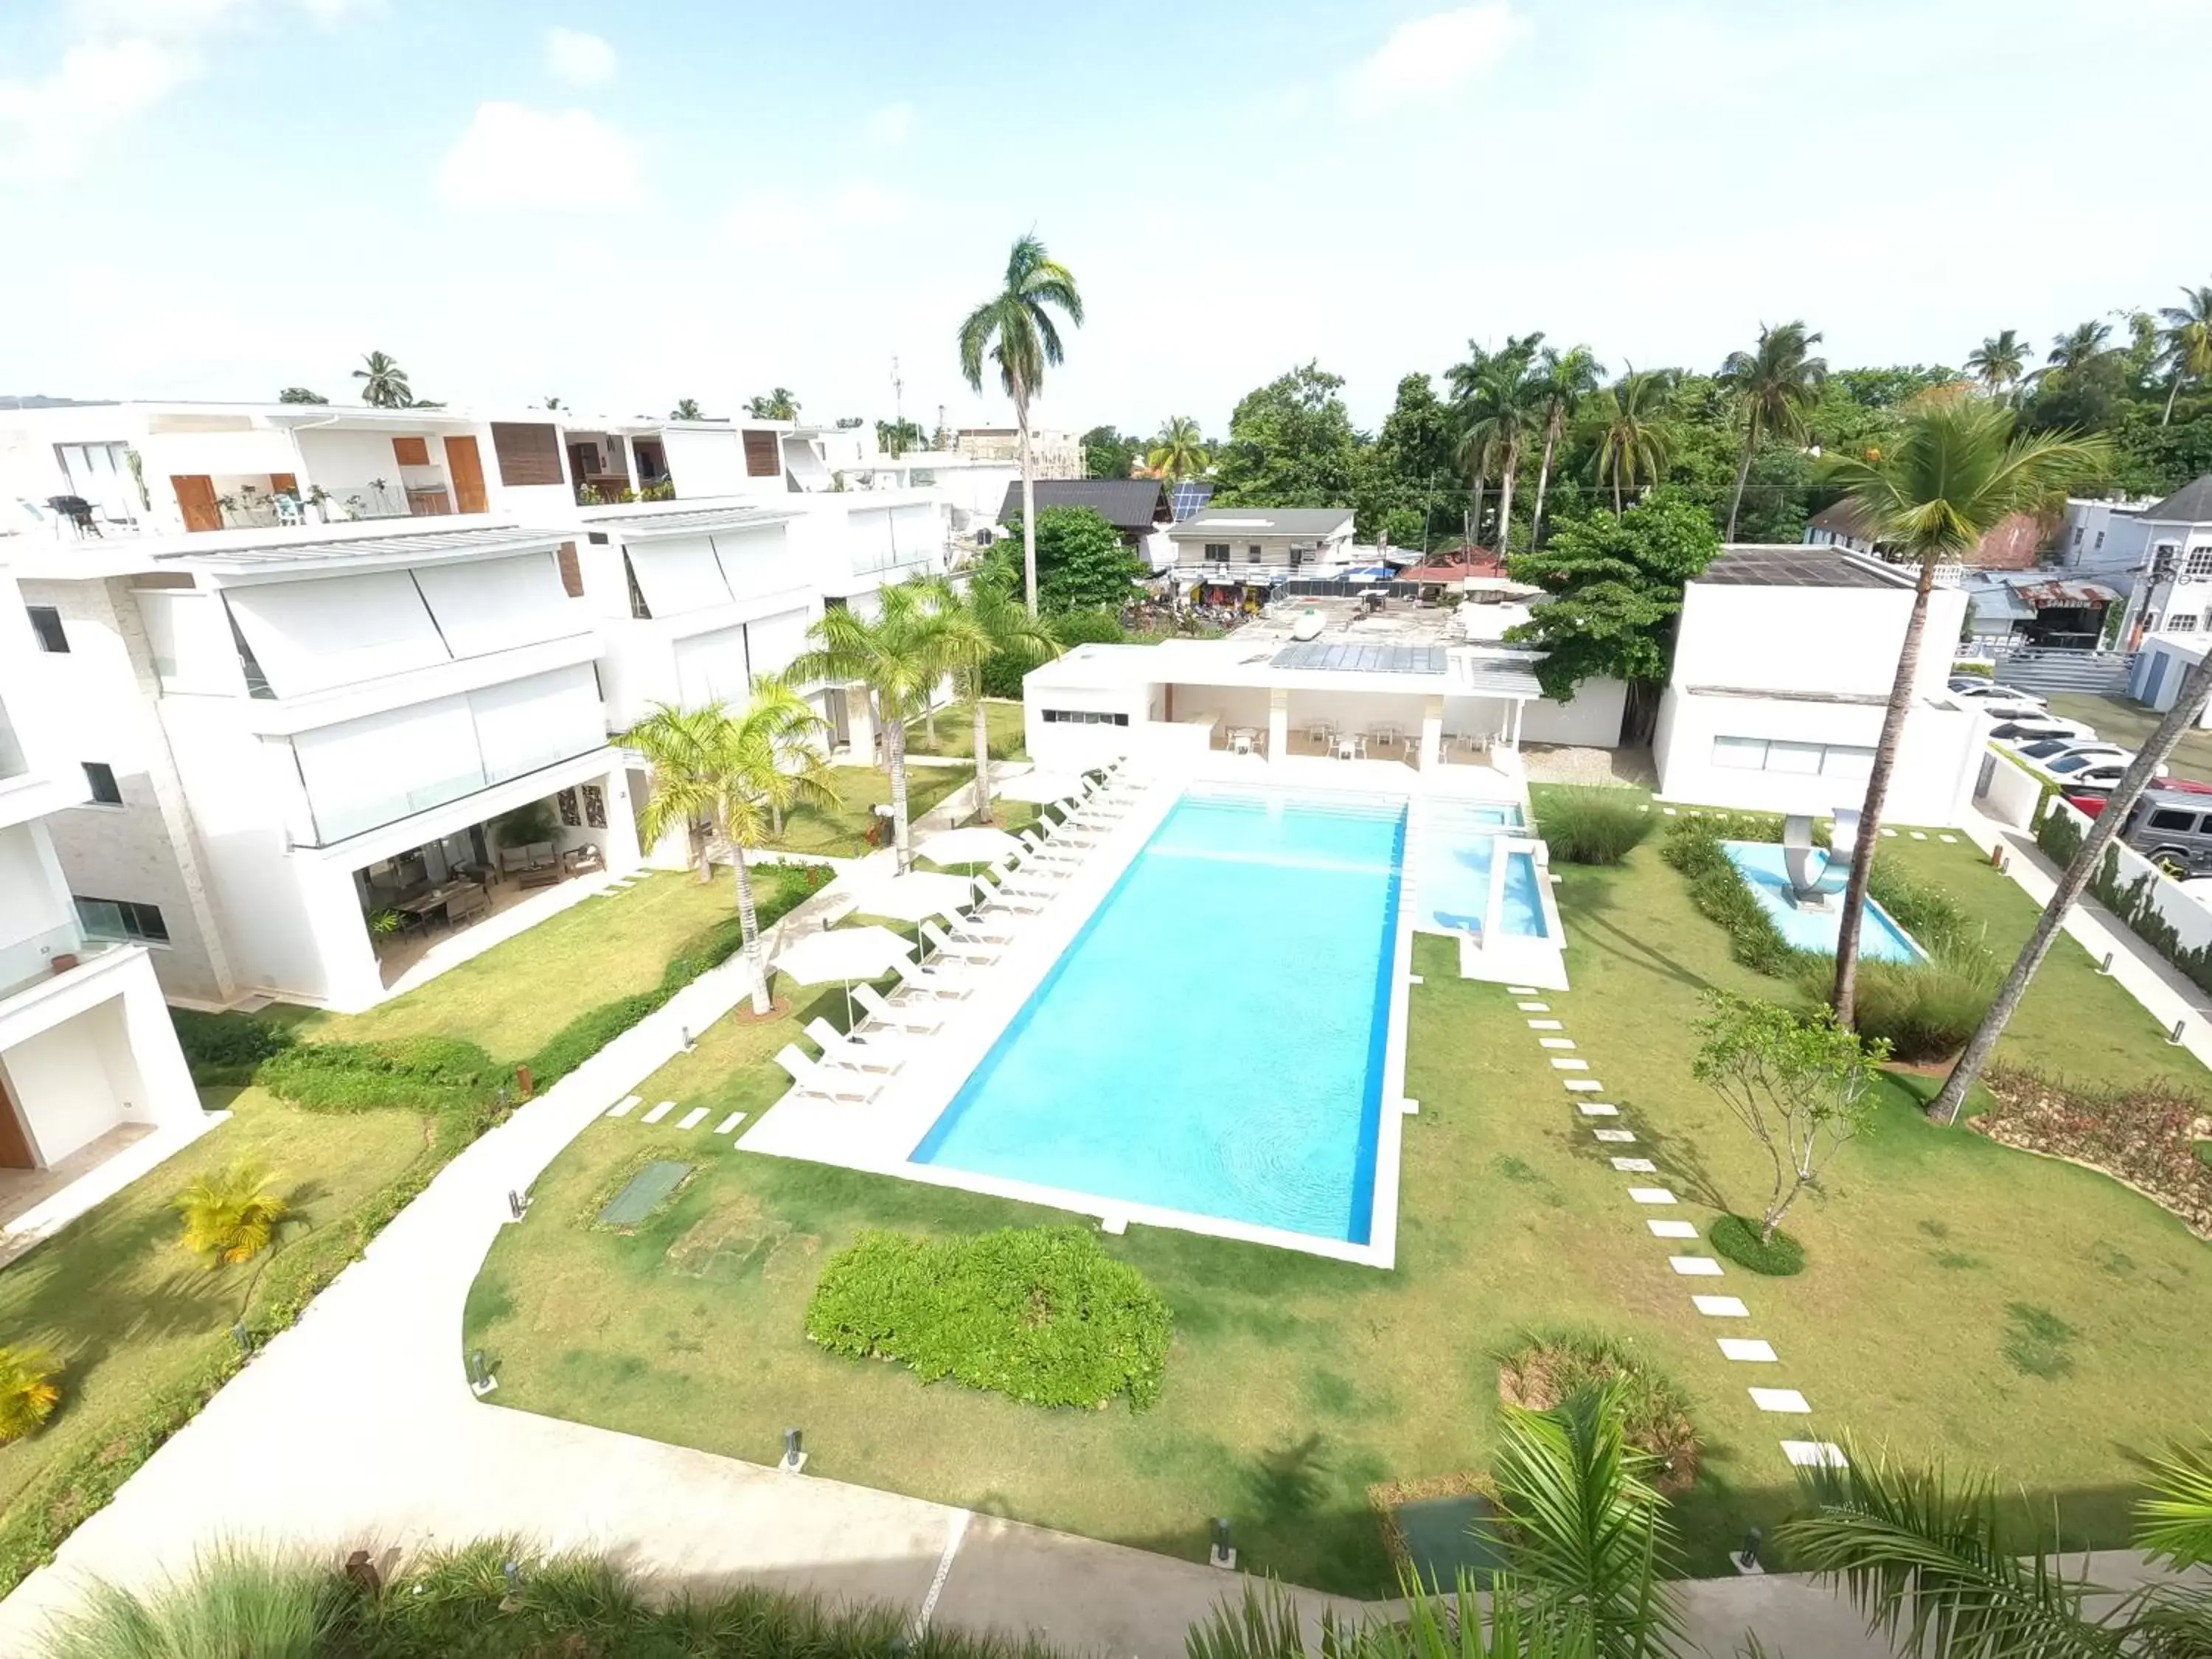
[1208,1517,1237,1571]
[499,1557,524,1612]
[507,1189,526,1220]
[780,1427,807,1474]
[681,1024,695,1051]
[2100,950,2115,975]
[230,1321,251,1356]
[1736,1528,1763,1572]
[470,1349,498,1397]
[2171,1020,2188,1046]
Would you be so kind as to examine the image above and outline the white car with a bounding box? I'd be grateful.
[1992,720,2097,748]
[1952,681,2047,706]
[2014,737,2124,764]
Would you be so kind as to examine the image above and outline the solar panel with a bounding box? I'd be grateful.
[1168,480,1215,521]
[1270,642,1447,675]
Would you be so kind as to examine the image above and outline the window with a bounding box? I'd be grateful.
[1040,709,1130,726]
[2072,526,2084,547]
[1248,544,1263,563]
[1712,736,1768,770]
[81,762,121,804]
[26,605,67,653]
[74,896,167,945]
[2187,546,2212,579]
[2170,613,2197,633]
[1711,736,1875,777]
[2093,529,2105,550]
[490,422,563,487]
[2149,809,2199,832]
[742,430,781,477]
[1203,542,1230,563]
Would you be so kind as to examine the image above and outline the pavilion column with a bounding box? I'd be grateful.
[1510,699,1525,750]
[1419,695,1444,770]
[1267,686,1289,763]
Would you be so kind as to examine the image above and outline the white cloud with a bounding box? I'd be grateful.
[1340,4,1528,117]
[434,102,641,211]
[726,178,912,248]
[0,37,198,184]
[865,101,913,146]
[543,27,617,86]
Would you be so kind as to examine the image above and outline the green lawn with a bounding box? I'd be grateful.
[0,1088,424,1519]
[2043,691,2212,785]
[770,765,975,856]
[902,699,1027,762]
[466,832,2212,1593]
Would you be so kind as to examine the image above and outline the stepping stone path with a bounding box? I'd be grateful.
[1506,986,1539,995]
[1880,827,1896,838]
[1781,1441,1848,1468]
[1550,1057,1589,1070]
[1649,1220,1700,1239]
[1669,1256,1725,1276]
[1909,830,1927,841]
[1717,1338,1778,1362]
[1629,1187,1677,1204]
[640,1100,676,1124]
[676,1106,710,1130]
[1540,1037,1576,1049]
[605,1095,641,1119]
[1593,1128,1637,1143]
[1692,1294,1748,1315]
[1576,1102,1618,1116]
[1565,1079,1604,1091]
[1528,1018,1563,1030]
[1610,1156,1658,1172]
[1750,1388,1812,1413]
[1517,1002,1550,1012]
[1938,834,1958,844]
[713,1113,745,1135]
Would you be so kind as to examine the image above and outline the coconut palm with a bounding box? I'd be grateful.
[1964,330,2027,401]
[174,1160,289,1267]
[1447,334,1543,547]
[915,574,1060,826]
[1593,369,1674,514]
[351,351,411,409]
[958,233,1085,616]
[0,1346,60,1444]
[1458,358,1543,554]
[670,397,705,420]
[787,583,948,874]
[1528,344,1604,547]
[624,681,838,1015]
[1781,1437,2212,1659]
[2157,284,2212,424]
[2044,319,2113,376]
[1146,416,1210,482]
[1815,399,2110,1032]
[746,388,800,420]
[1718,321,1827,540]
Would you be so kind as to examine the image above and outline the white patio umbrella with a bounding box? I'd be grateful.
[994,768,1090,805]
[915,825,1023,868]
[841,868,975,925]
[771,925,915,1028]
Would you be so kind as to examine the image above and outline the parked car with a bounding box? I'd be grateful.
[2016,737,2124,763]
[1949,673,1994,692]
[2046,749,2137,780]
[2117,787,2212,877]
[1952,681,2046,706]
[1991,718,2096,745]
[2067,775,2212,815]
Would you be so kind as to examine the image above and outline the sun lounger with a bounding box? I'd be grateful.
[893,960,975,1000]
[773,1044,885,1103]
[804,1019,908,1074]
[922,919,1001,963]
[853,983,945,1033]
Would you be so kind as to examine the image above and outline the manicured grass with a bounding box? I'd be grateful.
[771,765,975,856]
[2042,691,2212,785]
[0,1089,423,1519]
[902,699,1027,762]
[467,833,2212,1591]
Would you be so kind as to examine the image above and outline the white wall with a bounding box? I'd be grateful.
[1977,748,2050,831]
[1519,678,1627,747]
[2128,636,2212,726]
[2047,796,2212,965]
[660,428,756,498]
[0,822,76,990]
[1022,677,1152,770]
[1653,689,1983,825]
[1,1005,133,1162]
[1672,580,1969,702]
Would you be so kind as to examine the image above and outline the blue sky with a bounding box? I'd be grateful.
[2,0,2207,435]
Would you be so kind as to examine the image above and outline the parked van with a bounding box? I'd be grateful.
[2118,787,2212,877]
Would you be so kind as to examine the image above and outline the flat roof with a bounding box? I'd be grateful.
[1029,636,1543,700]
[152,523,566,575]
[1694,544,1916,591]
[1168,507,1355,538]
[580,502,799,537]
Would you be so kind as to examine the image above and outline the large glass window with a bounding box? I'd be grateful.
[74,896,168,944]
[1711,736,1876,778]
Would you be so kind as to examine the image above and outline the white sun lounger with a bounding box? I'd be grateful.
[854,983,945,1033]
[922,919,1001,963]
[893,960,975,1000]
[773,1043,885,1103]
[804,1019,908,1074]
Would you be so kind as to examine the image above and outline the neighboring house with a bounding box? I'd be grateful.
[2126,635,2212,728]
[1803,499,2048,569]
[1653,544,1982,823]
[2113,475,2212,650]
[0,571,208,1249]
[1165,507,1358,594]
[953,427,1082,478]
[2052,495,2154,573]
[1958,570,2123,654]
[994,479,1174,568]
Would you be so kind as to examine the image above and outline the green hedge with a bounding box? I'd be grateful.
[2038,804,2212,999]
[1709,1214,1806,1275]
[805,1226,1172,1411]
[1533,787,1655,866]
[1661,818,1800,974]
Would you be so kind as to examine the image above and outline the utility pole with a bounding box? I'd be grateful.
[888,356,904,455]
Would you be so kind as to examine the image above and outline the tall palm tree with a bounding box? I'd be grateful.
[2157,283,2212,424]
[1718,321,1827,540]
[787,582,948,874]
[1964,330,2027,402]
[173,1161,289,1266]
[1593,368,1674,513]
[1459,358,1543,554]
[958,233,1085,616]
[352,351,411,409]
[1145,415,1209,481]
[745,389,800,420]
[2044,319,2113,375]
[624,681,838,1015]
[1528,344,1604,547]
[1447,334,1544,547]
[670,397,705,420]
[1816,399,2110,1030]
[1781,1436,2212,1659]
[915,574,1060,825]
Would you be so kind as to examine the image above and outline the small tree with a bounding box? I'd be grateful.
[990,506,1144,613]
[174,1160,290,1267]
[0,1346,60,1444]
[1691,993,1887,1245]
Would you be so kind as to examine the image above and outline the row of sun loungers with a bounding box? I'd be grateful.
[771,762,1144,1105]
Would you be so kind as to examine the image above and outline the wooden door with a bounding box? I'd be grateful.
[0,1074,39,1171]
[444,435,488,513]
[268,473,298,496]
[170,475,221,532]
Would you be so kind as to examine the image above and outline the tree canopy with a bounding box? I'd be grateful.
[987,506,1145,613]
[1080,425,1141,481]
[1212,361,1363,509]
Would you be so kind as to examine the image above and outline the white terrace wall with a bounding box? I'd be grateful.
[1976,747,2050,831]
[2042,797,2212,978]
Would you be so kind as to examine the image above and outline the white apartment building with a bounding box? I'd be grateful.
[1653,544,1983,823]
[0,572,206,1246]
[2110,476,2212,649]
[1166,507,1359,589]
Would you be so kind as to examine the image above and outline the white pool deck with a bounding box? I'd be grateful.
[741,753,1513,1268]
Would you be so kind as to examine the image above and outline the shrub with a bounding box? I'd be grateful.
[170,1009,294,1085]
[526,993,666,1088]
[45,1548,347,1659]
[1494,1331,1699,1489]
[0,1347,60,1444]
[805,1226,1172,1410]
[1666,820,1800,974]
[1709,1213,1806,1275]
[1865,855,1981,961]
[173,1159,290,1266]
[1981,1065,2212,1238]
[1802,952,1994,1062]
[257,1037,497,1114]
[1534,787,1655,865]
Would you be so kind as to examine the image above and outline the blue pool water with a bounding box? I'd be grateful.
[913,790,1405,1242]
[1722,841,1924,963]
[1419,809,1548,939]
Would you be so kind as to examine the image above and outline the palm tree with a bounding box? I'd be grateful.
[624,681,838,1015]
[2157,283,2212,424]
[746,389,800,420]
[1528,344,1604,547]
[542,395,565,410]
[917,574,1060,825]
[2044,319,2113,376]
[670,397,705,420]
[1718,321,1827,540]
[1145,415,1209,482]
[1781,1436,2212,1659]
[1593,369,1674,513]
[958,232,1085,615]
[0,1346,59,1445]
[351,351,411,409]
[1459,358,1543,554]
[1447,334,1543,547]
[1816,398,2110,1031]
[174,1161,289,1266]
[1964,329,2027,401]
[787,583,947,874]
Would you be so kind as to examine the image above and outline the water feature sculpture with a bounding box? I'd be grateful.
[1780,807,1859,909]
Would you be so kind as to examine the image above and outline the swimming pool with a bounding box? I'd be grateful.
[1723,841,1924,962]
[1419,831,1548,939]
[913,790,1405,1243]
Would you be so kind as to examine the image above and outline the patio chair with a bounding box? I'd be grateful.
[1018,832,1082,864]
[892,960,975,1001]
[442,883,490,929]
[773,1044,885,1104]
[854,983,945,1033]
[922,920,1001,963]
[804,1019,908,1074]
